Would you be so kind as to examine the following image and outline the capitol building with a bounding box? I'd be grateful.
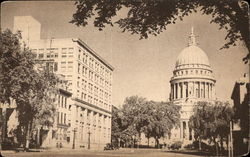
[169,28,216,143]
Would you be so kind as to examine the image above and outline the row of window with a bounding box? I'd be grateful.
[32,48,74,59]
[78,47,112,81]
[76,108,111,125]
[174,69,212,76]
[58,94,68,109]
[33,47,112,82]
[78,63,112,87]
[57,112,68,125]
[76,90,111,111]
[76,77,111,98]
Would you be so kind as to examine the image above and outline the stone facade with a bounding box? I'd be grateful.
[169,28,216,144]
[11,16,114,150]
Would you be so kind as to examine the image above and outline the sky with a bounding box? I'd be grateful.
[1,1,248,107]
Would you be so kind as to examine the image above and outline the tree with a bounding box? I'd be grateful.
[0,29,58,151]
[121,95,147,147]
[142,101,180,148]
[111,105,124,147]
[111,96,180,148]
[189,101,234,155]
[71,0,249,63]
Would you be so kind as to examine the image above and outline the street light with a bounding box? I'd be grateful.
[72,128,77,149]
[0,114,3,156]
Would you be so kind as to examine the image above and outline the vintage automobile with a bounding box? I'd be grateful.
[104,143,119,150]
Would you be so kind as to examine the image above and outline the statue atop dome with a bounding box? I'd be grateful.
[188,27,198,46]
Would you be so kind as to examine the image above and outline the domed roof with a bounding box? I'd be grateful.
[175,45,210,67]
[175,27,210,68]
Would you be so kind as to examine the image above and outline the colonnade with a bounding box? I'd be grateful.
[170,81,215,100]
[74,106,111,149]
[180,120,194,140]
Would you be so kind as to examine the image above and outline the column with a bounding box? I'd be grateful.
[183,82,186,98]
[175,83,178,99]
[83,108,88,146]
[171,84,174,100]
[178,83,180,99]
[89,111,93,149]
[108,117,111,143]
[180,83,183,98]
[207,83,209,99]
[95,113,98,146]
[180,120,183,140]
[212,84,215,99]
[210,84,213,99]
[210,83,213,99]
[192,82,195,97]
[198,82,201,98]
[173,84,175,100]
[204,82,206,98]
[100,114,105,146]
[207,83,210,99]
[186,121,189,140]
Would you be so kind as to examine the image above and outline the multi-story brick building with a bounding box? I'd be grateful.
[13,16,114,149]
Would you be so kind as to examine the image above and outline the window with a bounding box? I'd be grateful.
[54,62,58,72]
[68,61,73,69]
[65,97,67,108]
[78,63,81,74]
[62,48,67,57]
[57,112,60,124]
[61,96,64,108]
[61,112,63,124]
[64,113,66,124]
[67,48,73,58]
[38,53,44,58]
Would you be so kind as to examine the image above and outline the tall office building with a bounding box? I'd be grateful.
[13,16,114,149]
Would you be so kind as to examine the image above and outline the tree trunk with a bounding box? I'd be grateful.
[198,137,201,151]
[147,137,149,148]
[0,142,2,156]
[155,138,159,149]
[220,138,223,156]
[138,132,141,149]
[214,138,219,157]
[25,121,32,151]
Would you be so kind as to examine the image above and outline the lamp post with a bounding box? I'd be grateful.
[0,114,3,156]
[87,131,91,149]
[238,0,250,155]
[72,128,77,149]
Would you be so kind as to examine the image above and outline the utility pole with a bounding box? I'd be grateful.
[0,112,3,157]
[230,121,234,157]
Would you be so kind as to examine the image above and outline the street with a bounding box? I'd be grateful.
[2,149,206,157]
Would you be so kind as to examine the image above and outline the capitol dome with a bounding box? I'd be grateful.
[170,27,216,102]
[175,45,210,68]
[174,27,211,71]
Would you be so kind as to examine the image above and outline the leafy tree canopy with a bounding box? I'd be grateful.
[111,95,180,147]
[189,100,234,148]
[0,29,59,148]
[71,0,249,63]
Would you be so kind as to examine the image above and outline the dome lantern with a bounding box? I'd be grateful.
[188,27,197,46]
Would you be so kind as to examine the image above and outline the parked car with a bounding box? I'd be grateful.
[104,143,114,150]
[170,141,182,150]
[104,143,119,150]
